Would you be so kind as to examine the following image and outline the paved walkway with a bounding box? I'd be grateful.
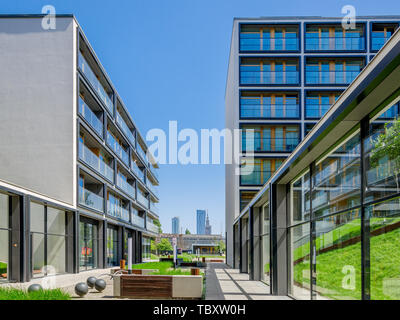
[205,263,291,300]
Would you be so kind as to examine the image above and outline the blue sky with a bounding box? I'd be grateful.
[2,0,400,234]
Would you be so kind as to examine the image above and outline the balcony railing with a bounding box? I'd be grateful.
[117,174,135,198]
[240,71,299,85]
[132,214,145,228]
[305,104,331,118]
[79,97,103,137]
[372,35,393,51]
[137,144,149,164]
[131,161,145,182]
[239,36,299,51]
[240,169,274,186]
[305,36,365,51]
[78,141,114,181]
[79,186,104,212]
[149,166,159,180]
[150,201,159,215]
[106,131,130,166]
[137,191,148,208]
[78,52,114,115]
[146,179,159,198]
[147,221,159,233]
[107,202,130,222]
[240,104,299,119]
[116,111,136,146]
[242,137,299,152]
[305,70,361,85]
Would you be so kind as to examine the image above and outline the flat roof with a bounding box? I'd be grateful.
[234,15,400,21]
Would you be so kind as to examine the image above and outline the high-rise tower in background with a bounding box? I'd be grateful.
[172,216,180,234]
[196,209,206,234]
[205,213,212,235]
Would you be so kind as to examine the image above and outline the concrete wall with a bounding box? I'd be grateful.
[0,17,76,207]
[225,20,240,267]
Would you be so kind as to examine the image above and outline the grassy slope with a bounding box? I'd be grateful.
[130,261,198,276]
[0,288,70,300]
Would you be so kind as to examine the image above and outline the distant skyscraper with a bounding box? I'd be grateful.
[196,210,206,235]
[205,213,212,235]
[172,217,180,234]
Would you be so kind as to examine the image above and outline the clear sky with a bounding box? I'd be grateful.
[2,0,400,234]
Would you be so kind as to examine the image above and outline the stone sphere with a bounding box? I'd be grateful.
[28,284,43,293]
[87,276,97,288]
[75,282,88,297]
[94,279,106,292]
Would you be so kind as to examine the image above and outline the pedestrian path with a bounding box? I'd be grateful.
[205,263,291,300]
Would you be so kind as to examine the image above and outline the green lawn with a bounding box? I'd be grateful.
[130,261,204,276]
[293,226,400,300]
[0,287,70,300]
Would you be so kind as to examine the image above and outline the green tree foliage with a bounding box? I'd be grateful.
[153,219,162,233]
[157,238,173,252]
[185,228,191,234]
[217,240,226,253]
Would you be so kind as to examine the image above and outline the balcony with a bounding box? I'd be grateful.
[149,166,159,181]
[146,179,159,198]
[240,70,299,85]
[78,52,114,115]
[132,213,145,228]
[305,103,331,119]
[137,143,149,164]
[107,201,130,222]
[116,110,136,146]
[305,36,365,51]
[147,221,159,234]
[137,190,148,208]
[131,160,145,182]
[240,169,274,186]
[305,70,360,85]
[79,186,104,212]
[106,131,130,166]
[242,136,299,153]
[240,103,299,119]
[78,141,114,181]
[116,172,135,198]
[150,201,159,215]
[79,97,103,137]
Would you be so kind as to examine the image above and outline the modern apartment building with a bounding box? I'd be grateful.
[225,16,400,267]
[230,25,400,300]
[196,210,206,234]
[172,217,180,234]
[0,15,160,283]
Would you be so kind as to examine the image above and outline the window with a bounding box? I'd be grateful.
[240,191,257,211]
[79,218,98,271]
[240,92,299,119]
[261,203,271,290]
[371,24,398,51]
[240,158,284,186]
[305,92,341,118]
[107,226,119,267]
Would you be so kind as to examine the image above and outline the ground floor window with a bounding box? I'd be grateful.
[142,237,151,260]
[260,203,271,291]
[79,218,98,271]
[0,193,9,282]
[106,225,119,267]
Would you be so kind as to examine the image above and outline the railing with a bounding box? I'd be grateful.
[149,166,159,180]
[305,104,332,118]
[106,131,130,166]
[131,161,145,182]
[147,221,159,233]
[79,97,103,137]
[116,111,136,146]
[240,71,299,85]
[117,173,135,198]
[137,144,149,164]
[78,52,114,115]
[240,104,299,118]
[371,35,393,51]
[305,70,361,85]
[150,201,159,215]
[305,36,365,51]
[132,214,145,228]
[107,202,130,222]
[78,141,114,181]
[239,36,299,51]
[79,186,104,212]
[146,179,159,198]
[137,191,148,208]
[241,137,299,152]
[240,169,274,186]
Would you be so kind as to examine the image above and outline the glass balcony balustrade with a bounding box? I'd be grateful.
[305,70,361,85]
[241,136,299,152]
[136,144,149,164]
[78,141,114,181]
[116,173,135,198]
[107,201,130,222]
[305,103,331,118]
[79,186,104,212]
[131,161,145,182]
[150,201,159,215]
[78,52,114,115]
[79,97,103,136]
[240,70,299,85]
[106,131,130,166]
[147,221,159,233]
[240,103,299,118]
[372,34,393,51]
[149,166,159,180]
[240,35,299,51]
[132,214,145,228]
[305,35,365,51]
[137,191,148,208]
[240,169,274,185]
[116,110,136,146]
[146,179,159,198]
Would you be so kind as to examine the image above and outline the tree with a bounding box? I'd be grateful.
[157,238,173,253]
[150,239,157,253]
[370,118,400,191]
[153,219,162,234]
[185,228,191,234]
[217,240,226,254]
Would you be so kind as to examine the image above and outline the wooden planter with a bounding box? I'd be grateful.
[113,274,203,299]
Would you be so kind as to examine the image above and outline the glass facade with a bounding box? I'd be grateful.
[371,23,399,51]
[261,203,271,290]
[106,225,119,267]
[305,92,341,119]
[240,158,284,186]
[142,237,151,260]
[240,191,257,212]
[79,218,98,271]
